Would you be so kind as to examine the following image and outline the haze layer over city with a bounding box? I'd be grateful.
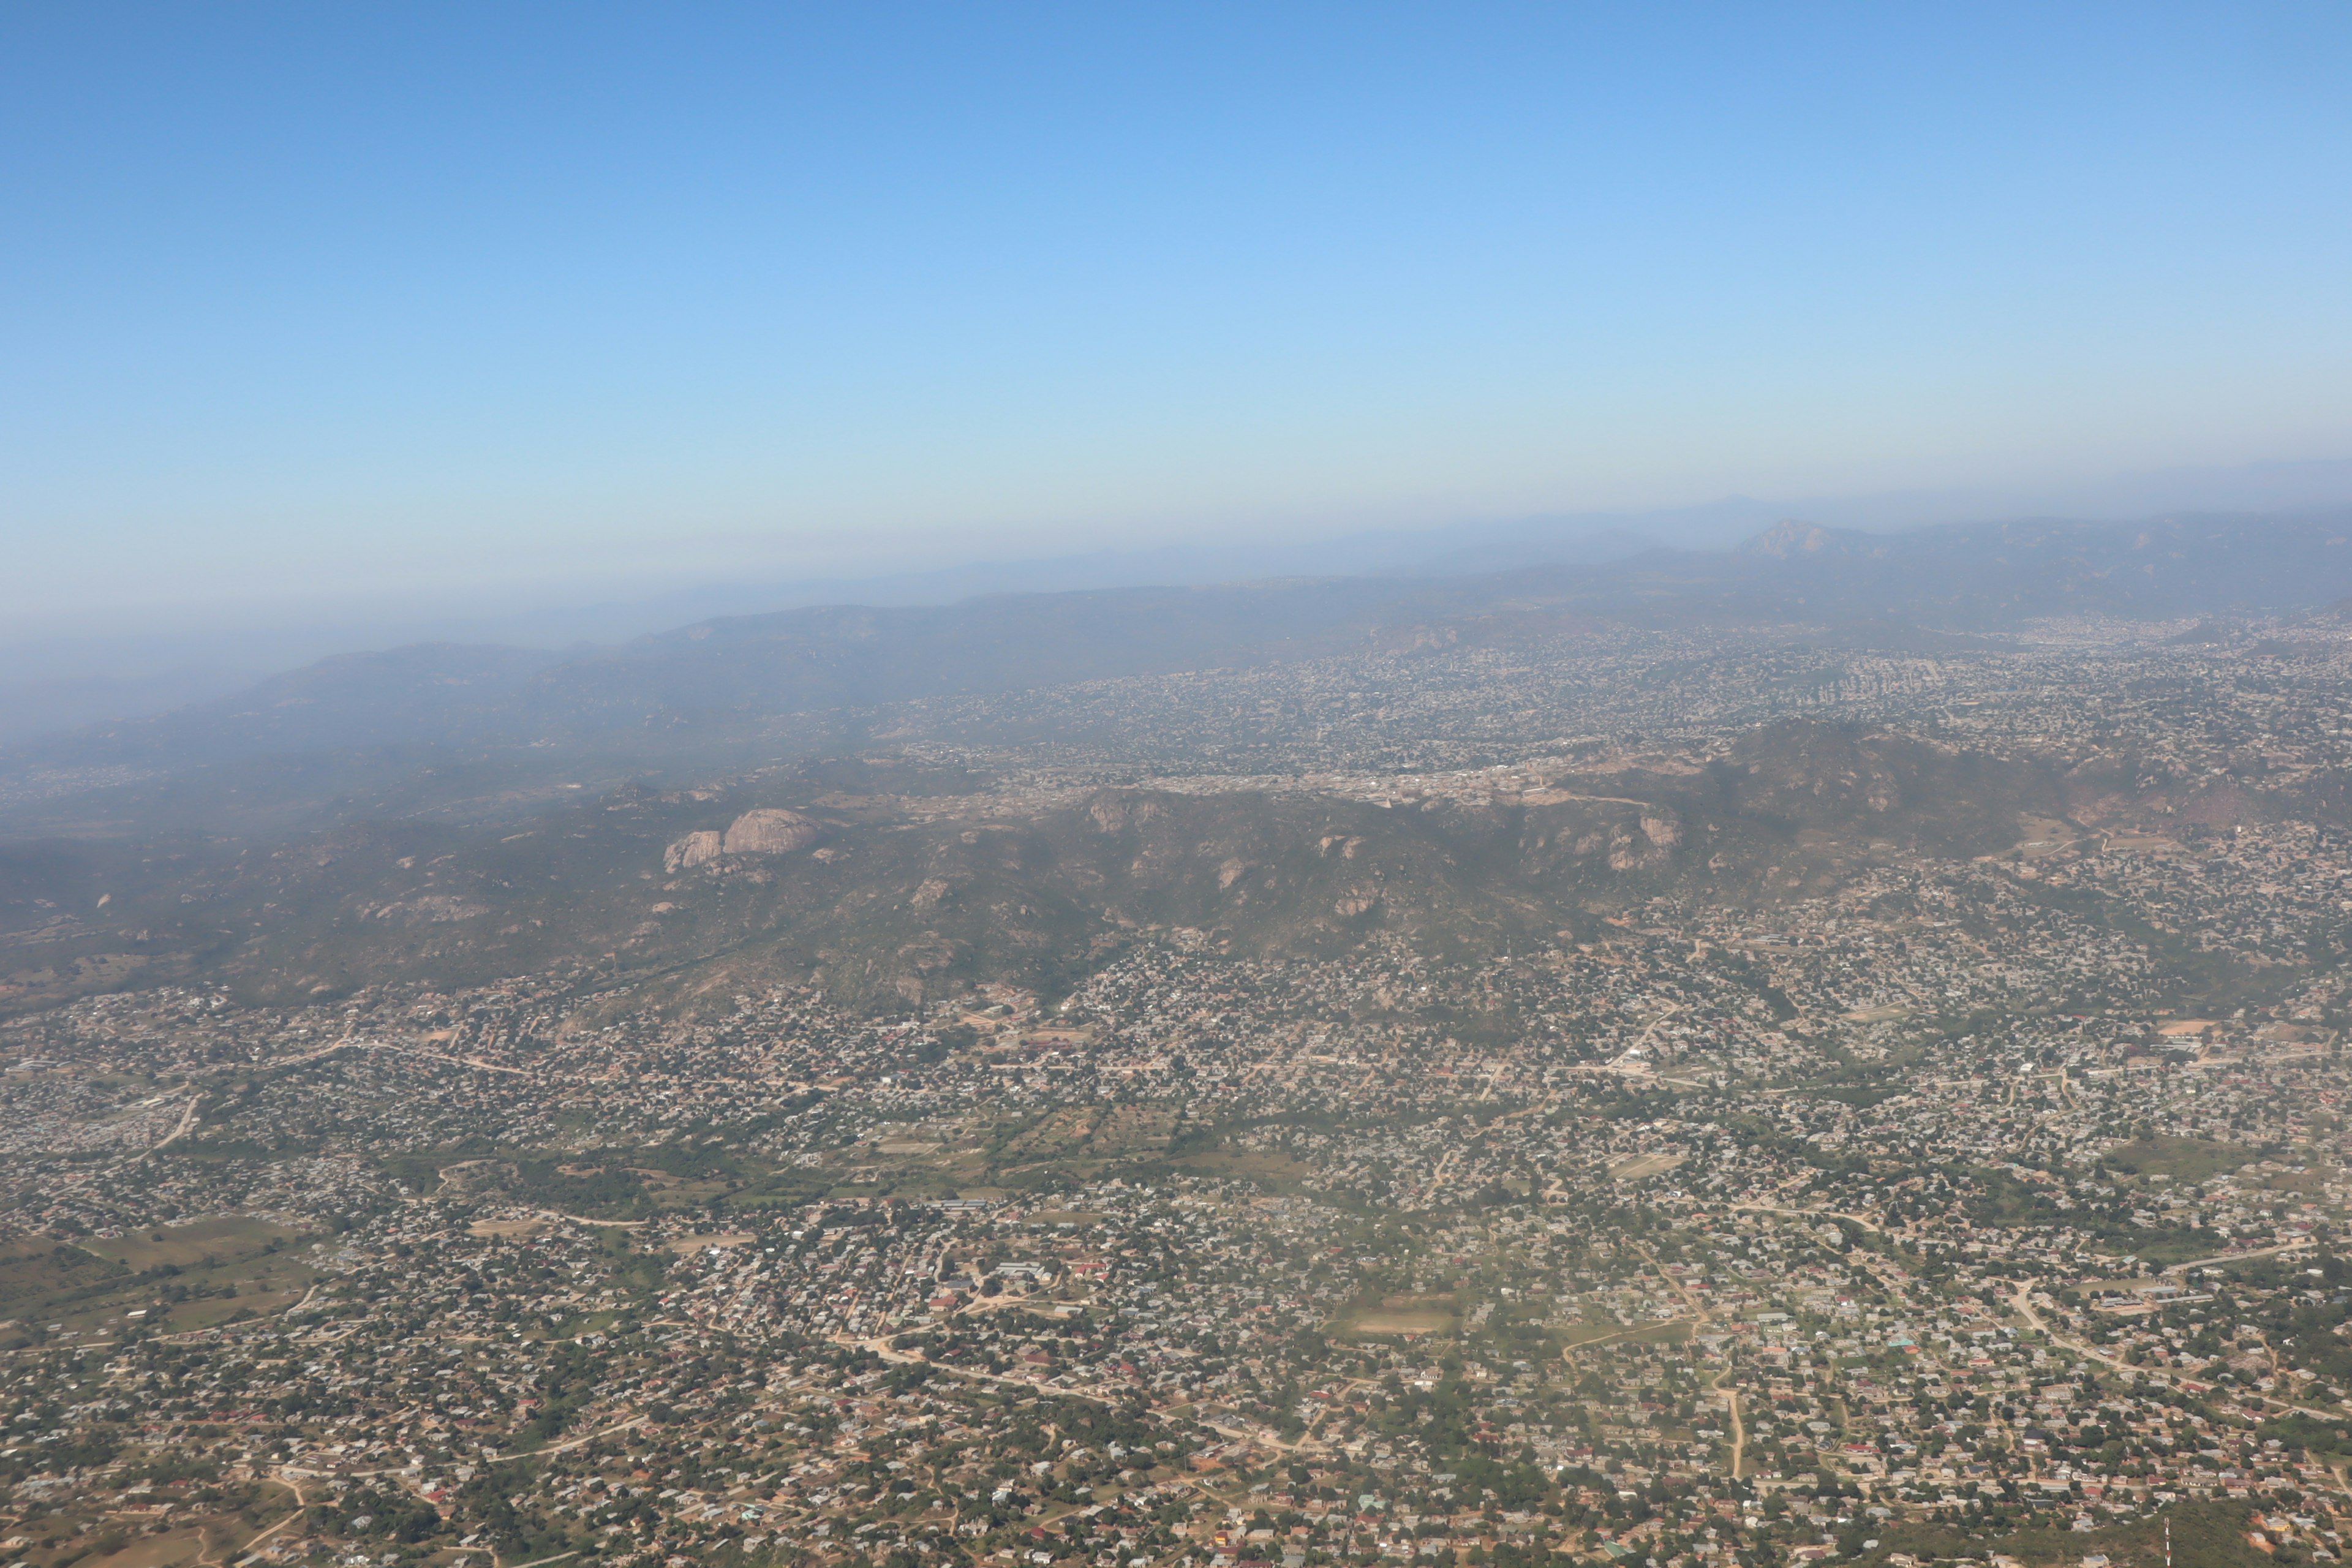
[7,10,2352,1568]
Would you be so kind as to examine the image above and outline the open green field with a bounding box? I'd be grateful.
[1332,1292,1458,1339]
[85,1213,301,1272]
[0,1213,314,1341]
[1561,1317,1692,1350]
[2102,1135,2253,1185]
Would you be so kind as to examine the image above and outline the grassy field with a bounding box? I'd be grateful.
[86,1214,301,1273]
[1333,1292,1457,1339]
[4,1214,320,1337]
[1168,1148,1318,1186]
[1084,1103,1180,1156]
[64,1480,307,1568]
[995,1106,1104,1161]
[1560,1317,1692,1349]
[0,1235,127,1319]
[161,1283,311,1332]
[2103,1136,2253,1185]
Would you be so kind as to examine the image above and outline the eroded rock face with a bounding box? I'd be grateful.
[1086,791,1162,835]
[663,809,821,872]
[663,831,724,873]
[722,809,821,856]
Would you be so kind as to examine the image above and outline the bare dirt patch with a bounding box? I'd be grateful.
[666,1232,756,1254]
[79,1523,216,1568]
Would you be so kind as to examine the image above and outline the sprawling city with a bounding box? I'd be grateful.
[10,12,2352,1568]
[9,608,2352,1568]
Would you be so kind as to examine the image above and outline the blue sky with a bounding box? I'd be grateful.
[5,2,2351,629]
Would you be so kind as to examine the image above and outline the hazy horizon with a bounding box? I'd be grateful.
[7,470,2352,748]
[14,10,2352,1547]
[7,4,2352,647]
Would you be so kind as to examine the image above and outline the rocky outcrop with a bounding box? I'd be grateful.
[360,894,492,923]
[664,830,725,873]
[723,809,821,856]
[663,809,821,872]
[1087,791,1163,835]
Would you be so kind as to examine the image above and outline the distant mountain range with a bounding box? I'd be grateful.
[10,508,2351,776]
[11,454,2352,742]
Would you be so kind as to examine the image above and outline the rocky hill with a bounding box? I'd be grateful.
[0,719,2075,1018]
[7,514,2352,1019]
